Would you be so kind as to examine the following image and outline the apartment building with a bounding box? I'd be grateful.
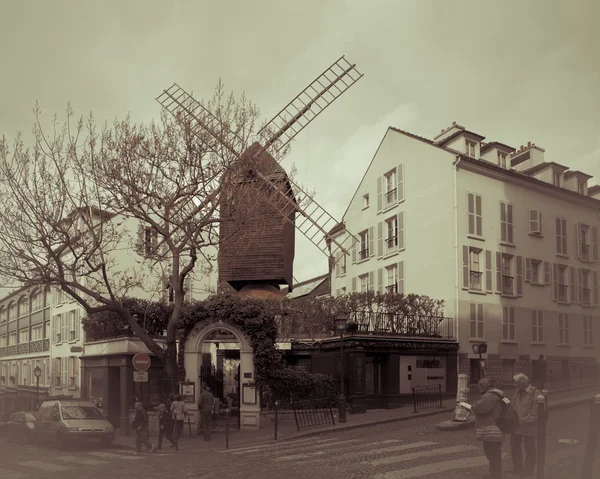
[330,122,600,386]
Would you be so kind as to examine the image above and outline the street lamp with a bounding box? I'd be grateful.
[334,314,348,424]
[471,343,487,379]
[33,366,42,410]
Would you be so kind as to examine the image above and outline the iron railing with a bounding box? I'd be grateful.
[359,248,369,260]
[291,398,335,432]
[385,188,397,204]
[347,312,454,339]
[412,384,443,413]
[470,271,482,290]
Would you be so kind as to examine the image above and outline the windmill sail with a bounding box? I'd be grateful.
[259,55,363,157]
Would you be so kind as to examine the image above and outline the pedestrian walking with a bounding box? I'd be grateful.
[198,385,215,441]
[471,378,506,479]
[131,402,154,455]
[156,404,176,450]
[170,394,188,447]
[507,373,541,477]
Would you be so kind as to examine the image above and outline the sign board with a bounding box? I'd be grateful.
[180,382,195,403]
[242,383,257,405]
[132,353,151,371]
[478,343,488,354]
[133,371,148,382]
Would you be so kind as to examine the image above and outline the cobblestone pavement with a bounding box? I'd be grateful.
[0,404,597,478]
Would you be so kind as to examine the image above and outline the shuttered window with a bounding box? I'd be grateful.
[502,307,515,341]
[531,310,544,343]
[467,193,482,236]
[500,202,514,243]
[555,217,567,255]
[469,303,484,339]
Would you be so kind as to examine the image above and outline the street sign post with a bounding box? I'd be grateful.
[132,353,151,371]
[133,371,148,382]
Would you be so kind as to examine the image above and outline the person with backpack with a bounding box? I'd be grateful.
[507,373,541,477]
[472,378,514,479]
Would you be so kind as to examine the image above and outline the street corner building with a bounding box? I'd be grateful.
[316,121,600,404]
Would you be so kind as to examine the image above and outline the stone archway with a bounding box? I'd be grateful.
[183,320,260,430]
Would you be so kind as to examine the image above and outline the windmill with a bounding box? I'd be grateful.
[156,56,363,295]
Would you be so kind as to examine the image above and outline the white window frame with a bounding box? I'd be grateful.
[384,169,398,207]
[582,269,592,305]
[580,223,591,260]
[556,217,567,255]
[577,179,585,194]
[469,248,483,291]
[31,325,43,341]
[501,254,514,295]
[359,274,369,293]
[358,230,369,261]
[502,306,515,341]
[532,310,544,343]
[385,216,398,255]
[385,264,398,293]
[467,193,483,237]
[466,139,477,157]
[531,260,541,284]
[558,313,570,344]
[19,328,28,344]
[362,193,370,209]
[469,303,484,339]
[528,209,542,235]
[8,332,17,345]
[497,151,507,169]
[558,265,568,302]
[500,202,514,243]
[552,170,561,187]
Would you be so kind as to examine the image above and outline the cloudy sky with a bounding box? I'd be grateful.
[1,0,599,285]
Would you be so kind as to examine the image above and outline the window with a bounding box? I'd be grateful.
[583,316,593,346]
[532,310,544,342]
[8,302,16,321]
[358,230,369,260]
[531,260,541,284]
[359,274,369,293]
[556,217,567,255]
[582,269,591,305]
[558,313,570,344]
[497,151,507,169]
[69,310,81,341]
[0,335,6,347]
[44,320,50,339]
[31,325,42,341]
[469,248,483,291]
[19,329,28,343]
[31,291,42,311]
[557,265,568,302]
[340,287,346,296]
[502,307,515,341]
[144,227,158,256]
[529,209,542,235]
[69,357,79,387]
[363,194,370,208]
[578,223,591,260]
[55,358,62,386]
[384,169,397,206]
[18,297,28,317]
[335,250,347,277]
[467,193,483,236]
[469,303,484,339]
[577,179,585,194]
[385,216,398,254]
[54,314,62,343]
[466,140,477,157]
[552,170,561,187]
[500,202,514,243]
[8,332,17,345]
[501,254,513,294]
[386,265,397,293]
[0,307,5,323]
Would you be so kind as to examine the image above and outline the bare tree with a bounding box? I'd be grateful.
[0,81,261,378]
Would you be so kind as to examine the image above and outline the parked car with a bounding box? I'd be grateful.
[5,411,37,443]
[34,399,114,448]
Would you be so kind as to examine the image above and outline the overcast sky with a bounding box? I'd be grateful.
[1,0,599,285]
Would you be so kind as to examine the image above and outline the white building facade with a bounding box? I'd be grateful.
[331,122,600,386]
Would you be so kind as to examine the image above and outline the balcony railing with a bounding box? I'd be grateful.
[502,275,513,294]
[385,188,398,204]
[583,288,591,305]
[558,284,568,302]
[348,311,455,339]
[581,243,590,260]
[359,248,369,260]
[0,346,6,357]
[385,236,398,253]
[470,271,482,290]
[7,345,17,355]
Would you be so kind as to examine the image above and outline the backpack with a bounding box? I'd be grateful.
[490,391,520,434]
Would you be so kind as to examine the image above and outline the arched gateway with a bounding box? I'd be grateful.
[184,319,260,430]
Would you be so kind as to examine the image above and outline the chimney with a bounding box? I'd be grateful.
[527,141,531,148]
[452,121,456,126]
[441,129,444,133]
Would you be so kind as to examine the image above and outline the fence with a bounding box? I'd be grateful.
[412,385,443,413]
[292,398,335,432]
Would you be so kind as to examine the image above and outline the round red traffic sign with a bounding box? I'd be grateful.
[132,353,151,371]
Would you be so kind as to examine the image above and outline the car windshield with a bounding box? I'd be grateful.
[61,406,104,420]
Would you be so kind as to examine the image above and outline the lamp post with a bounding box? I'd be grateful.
[471,343,487,379]
[334,314,348,424]
[33,366,42,410]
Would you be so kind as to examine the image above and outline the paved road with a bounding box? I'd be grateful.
[0,404,597,478]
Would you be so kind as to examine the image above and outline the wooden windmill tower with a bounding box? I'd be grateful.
[156,56,363,296]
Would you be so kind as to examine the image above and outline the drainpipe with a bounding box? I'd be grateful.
[452,155,462,384]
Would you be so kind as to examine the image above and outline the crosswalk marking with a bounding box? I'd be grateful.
[364,444,477,466]
[19,460,71,472]
[0,468,27,479]
[373,455,490,479]
[374,441,438,455]
[274,440,403,463]
[231,437,360,455]
[274,451,326,462]
[56,455,109,466]
[87,451,143,460]
[220,436,340,454]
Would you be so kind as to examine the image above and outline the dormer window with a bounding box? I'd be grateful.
[497,152,507,169]
[577,179,585,195]
[552,170,561,187]
[466,140,477,158]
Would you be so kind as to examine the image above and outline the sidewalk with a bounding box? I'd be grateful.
[111,383,600,452]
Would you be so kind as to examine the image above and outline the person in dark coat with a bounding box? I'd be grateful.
[156,404,175,450]
[471,378,506,479]
[131,402,154,455]
[536,355,547,390]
